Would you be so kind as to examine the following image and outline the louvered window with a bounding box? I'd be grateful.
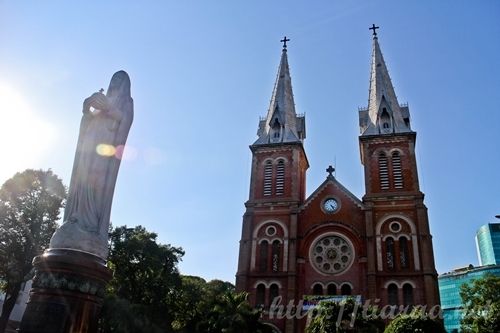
[272,240,281,272]
[392,151,403,189]
[399,237,410,269]
[386,237,395,270]
[259,240,268,272]
[378,152,389,190]
[275,160,285,195]
[263,161,273,196]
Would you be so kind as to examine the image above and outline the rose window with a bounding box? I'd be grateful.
[310,235,354,274]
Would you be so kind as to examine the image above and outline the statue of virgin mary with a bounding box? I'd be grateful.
[50,71,134,259]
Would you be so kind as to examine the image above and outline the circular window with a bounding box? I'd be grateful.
[389,222,402,233]
[266,226,277,236]
[310,234,354,275]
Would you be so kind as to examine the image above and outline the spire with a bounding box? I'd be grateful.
[254,38,306,145]
[359,27,412,136]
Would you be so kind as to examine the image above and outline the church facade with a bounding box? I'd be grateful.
[235,32,440,333]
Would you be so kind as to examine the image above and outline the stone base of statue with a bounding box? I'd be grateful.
[19,249,112,333]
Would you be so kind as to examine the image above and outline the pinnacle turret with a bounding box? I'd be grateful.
[254,39,305,145]
[359,28,412,136]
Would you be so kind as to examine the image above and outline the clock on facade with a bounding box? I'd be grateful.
[323,198,339,213]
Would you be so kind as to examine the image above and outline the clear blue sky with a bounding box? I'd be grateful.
[0,1,499,283]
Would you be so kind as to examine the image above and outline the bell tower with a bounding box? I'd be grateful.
[236,38,308,332]
[359,27,440,307]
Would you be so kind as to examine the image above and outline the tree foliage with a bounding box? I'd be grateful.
[460,273,500,332]
[383,308,445,333]
[100,225,271,333]
[172,276,271,333]
[0,169,66,332]
[99,225,184,333]
[306,298,384,333]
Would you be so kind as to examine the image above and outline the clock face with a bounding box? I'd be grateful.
[323,198,338,212]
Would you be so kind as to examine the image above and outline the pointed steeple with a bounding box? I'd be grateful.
[360,28,412,136]
[254,39,306,145]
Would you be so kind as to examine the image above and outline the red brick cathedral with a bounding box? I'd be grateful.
[235,31,440,333]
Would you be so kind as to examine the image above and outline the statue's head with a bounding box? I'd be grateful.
[107,71,131,98]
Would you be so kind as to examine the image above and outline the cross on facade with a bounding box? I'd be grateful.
[326,165,335,177]
[280,36,290,49]
[369,24,380,37]
[99,88,104,94]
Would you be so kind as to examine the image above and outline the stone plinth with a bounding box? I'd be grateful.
[19,249,112,333]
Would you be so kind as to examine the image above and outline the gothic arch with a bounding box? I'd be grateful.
[376,214,420,271]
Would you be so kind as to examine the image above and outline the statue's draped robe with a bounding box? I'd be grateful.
[50,71,133,259]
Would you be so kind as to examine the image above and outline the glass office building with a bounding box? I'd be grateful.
[438,265,500,333]
[476,223,500,266]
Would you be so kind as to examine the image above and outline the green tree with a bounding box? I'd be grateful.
[0,169,66,333]
[172,276,271,333]
[306,298,384,333]
[384,308,445,333]
[460,273,500,332]
[99,225,184,333]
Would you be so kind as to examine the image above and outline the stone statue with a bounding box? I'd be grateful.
[50,71,133,259]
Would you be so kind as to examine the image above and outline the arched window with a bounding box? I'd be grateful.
[392,151,403,189]
[378,152,389,190]
[327,284,337,296]
[386,237,395,270]
[312,284,323,296]
[403,284,414,306]
[399,237,410,269]
[263,161,273,196]
[269,284,280,305]
[380,108,391,133]
[275,160,285,195]
[387,283,398,305]
[259,240,269,272]
[256,284,266,307]
[271,240,281,272]
[340,284,352,295]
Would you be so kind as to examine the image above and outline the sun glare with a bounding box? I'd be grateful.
[0,82,56,183]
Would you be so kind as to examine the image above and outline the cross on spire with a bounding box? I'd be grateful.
[369,24,380,37]
[326,165,335,178]
[280,36,290,49]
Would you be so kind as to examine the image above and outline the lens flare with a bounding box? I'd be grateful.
[96,144,116,157]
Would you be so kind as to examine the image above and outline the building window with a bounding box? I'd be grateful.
[269,284,279,305]
[392,151,403,189]
[256,284,266,307]
[399,237,410,269]
[403,283,414,306]
[275,160,285,195]
[340,284,352,295]
[378,152,389,190]
[263,161,273,196]
[386,237,395,270]
[327,284,337,295]
[259,240,269,272]
[387,283,398,305]
[312,284,323,296]
[271,240,281,272]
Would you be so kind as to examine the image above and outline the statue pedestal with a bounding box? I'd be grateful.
[19,249,112,333]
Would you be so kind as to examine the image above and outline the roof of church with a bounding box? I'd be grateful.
[300,173,364,211]
[359,34,412,136]
[254,46,306,145]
